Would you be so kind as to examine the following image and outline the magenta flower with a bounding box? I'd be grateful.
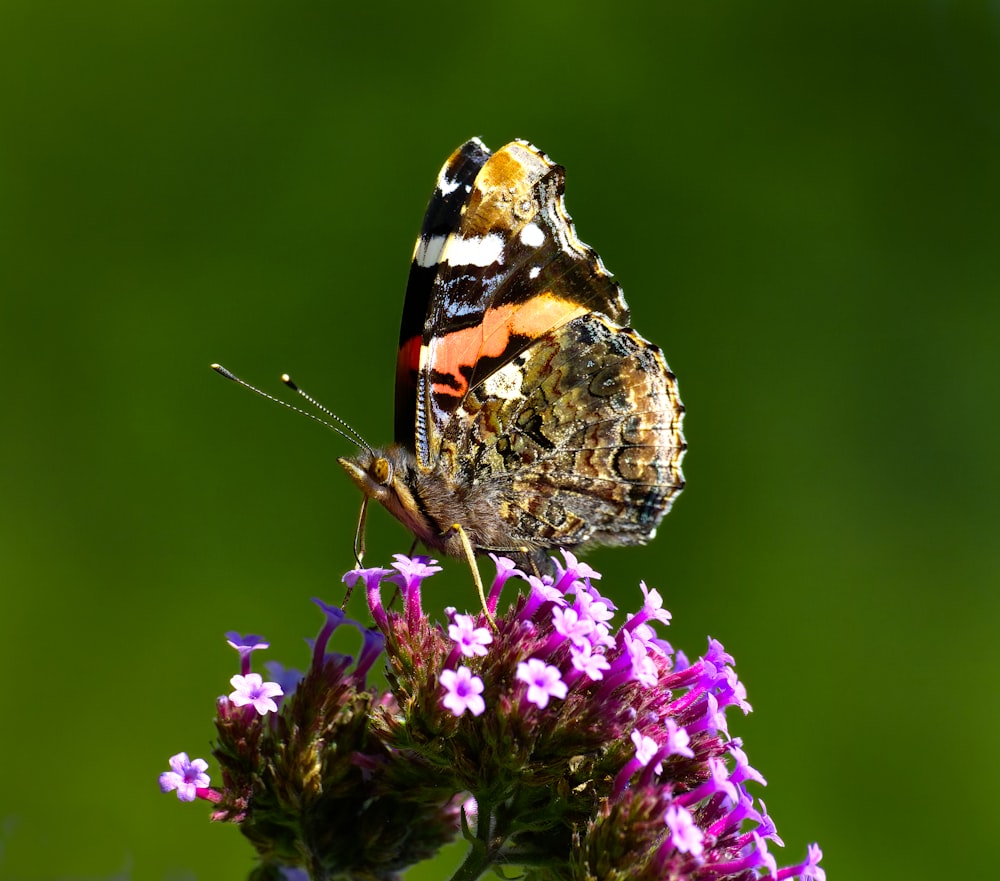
[663,717,694,758]
[448,613,493,658]
[631,729,664,774]
[665,804,705,856]
[225,632,269,676]
[228,672,283,715]
[785,843,826,881]
[568,640,611,681]
[342,565,394,630]
[391,553,442,629]
[440,665,486,717]
[551,604,595,646]
[159,752,210,802]
[515,657,568,708]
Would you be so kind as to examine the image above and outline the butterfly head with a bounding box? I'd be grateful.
[338,445,435,545]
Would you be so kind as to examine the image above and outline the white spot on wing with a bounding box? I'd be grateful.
[437,169,461,197]
[529,266,541,280]
[481,360,524,401]
[414,234,447,268]
[442,233,505,268]
[520,222,545,248]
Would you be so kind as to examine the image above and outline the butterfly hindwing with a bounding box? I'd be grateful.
[441,311,685,555]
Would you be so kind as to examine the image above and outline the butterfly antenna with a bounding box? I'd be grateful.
[211,364,373,454]
[281,374,372,455]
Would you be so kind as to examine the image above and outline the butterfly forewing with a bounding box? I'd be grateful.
[395,138,491,449]
[410,140,631,472]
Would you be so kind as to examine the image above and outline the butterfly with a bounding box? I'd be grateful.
[337,138,686,588]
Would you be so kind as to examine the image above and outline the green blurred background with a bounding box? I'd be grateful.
[2,1,998,879]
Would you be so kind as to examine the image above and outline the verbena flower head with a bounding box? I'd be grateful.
[160,552,824,881]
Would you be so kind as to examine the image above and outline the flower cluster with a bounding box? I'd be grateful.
[160,552,824,881]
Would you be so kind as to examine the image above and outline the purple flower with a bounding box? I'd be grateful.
[391,553,443,582]
[622,629,659,688]
[448,613,493,657]
[342,566,394,630]
[663,717,694,758]
[225,632,269,676]
[263,660,302,699]
[159,753,210,802]
[575,588,615,628]
[756,798,784,846]
[630,729,664,775]
[354,626,386,683]
[569,640,611,681]
[228,673,283,715]
[638,580,672,626]
[552,548,601,592]
[311,597,365,669]
[440,666,486,717]
[551,605,595,647]
[486,553,523,612]
[664,803,704,856]
[522,573,563,617]
[516,658,568,709]
[391,554,442,628]
[169,551,823,881]
[779,843,826,881]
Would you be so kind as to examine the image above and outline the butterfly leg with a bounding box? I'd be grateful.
[447,522,496,628]
[353,496,370,567]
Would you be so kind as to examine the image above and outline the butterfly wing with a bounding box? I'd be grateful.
[407,139,631,472]
[446,312,686,554]
[395,138,492,448]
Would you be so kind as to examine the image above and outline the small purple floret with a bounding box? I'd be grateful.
[159,752,210,802]
[342,567,394,630]
[391,554,442,629]
[354,627,386,683]
[225,633,270,675]
[631,729,664,774]
[263,660,302,699]
[516,658,568,709]
[664,804,704,856]
[229,673,283,715]
[569,641,611,681]
[486,554,522,612]
[448,613,493,658]
[440,666,486,717]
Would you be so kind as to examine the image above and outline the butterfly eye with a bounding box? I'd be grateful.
[372,457,392,486]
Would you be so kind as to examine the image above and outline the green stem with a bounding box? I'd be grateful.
[447,845,498,881]
[447,797,506,881]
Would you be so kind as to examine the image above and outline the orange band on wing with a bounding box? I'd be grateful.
[429,293,588,398]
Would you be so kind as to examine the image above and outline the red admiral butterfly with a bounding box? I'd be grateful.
[338,138,685,578]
